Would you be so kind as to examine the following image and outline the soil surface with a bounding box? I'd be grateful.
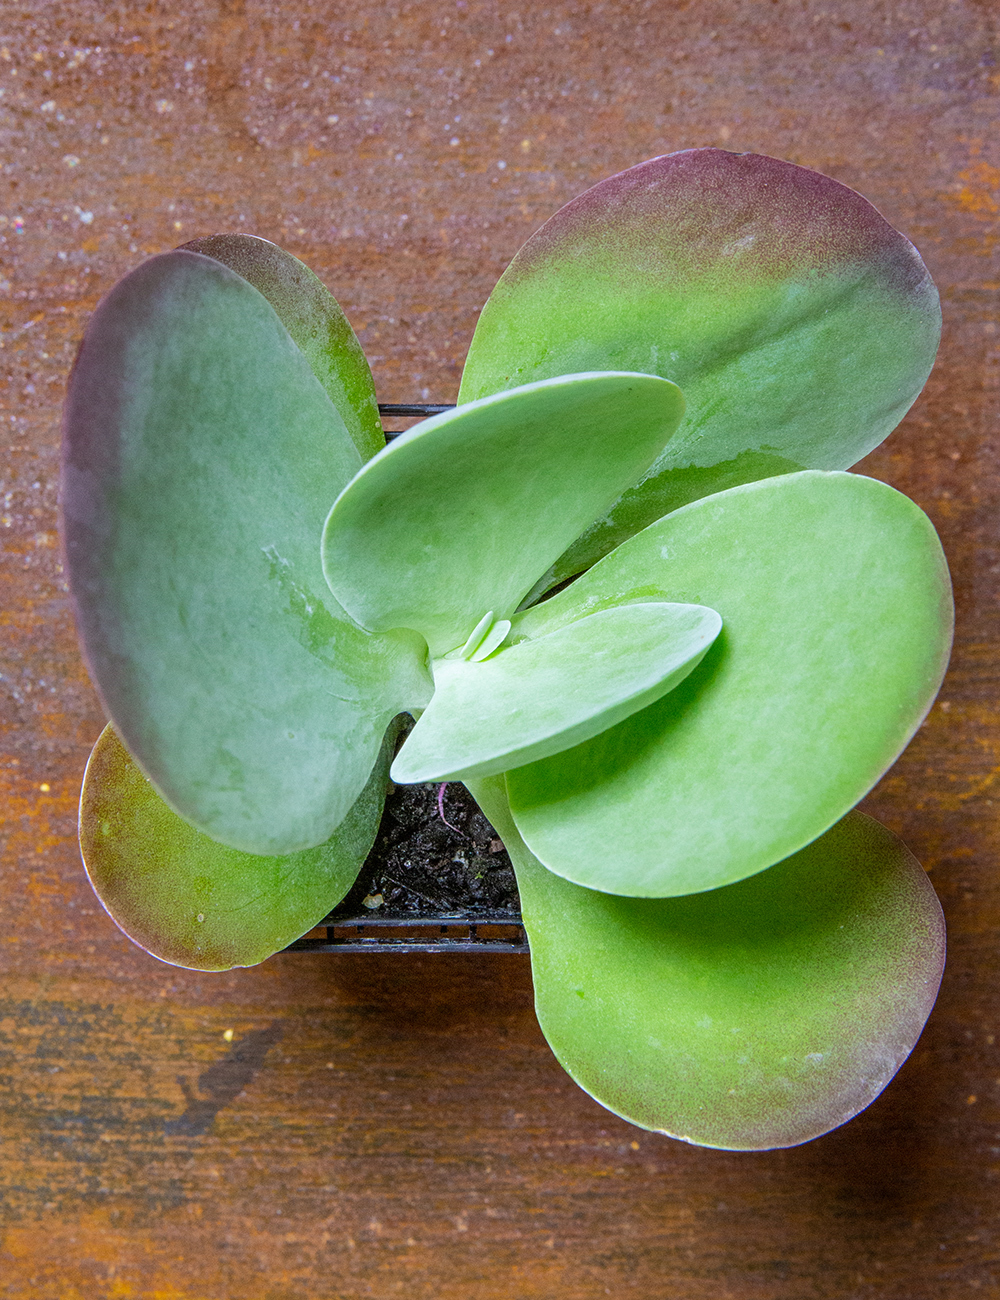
[329,771,520,920]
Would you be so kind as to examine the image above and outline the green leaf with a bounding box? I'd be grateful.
[182,233,384,461]
[62,250,431,855]
[391,601,721,783]
[467,617,512,663]
[321,372,685,657]
[470,776,945,1151]
[506,471,952,896]
[81,724,397,971]
[460,149,941,585]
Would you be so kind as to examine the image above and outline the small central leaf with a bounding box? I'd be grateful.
[448,610,496,661]
[468,618,511,662]
[390,601,721,783]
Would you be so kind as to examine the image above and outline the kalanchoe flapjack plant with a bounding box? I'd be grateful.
[61,149,952,1151]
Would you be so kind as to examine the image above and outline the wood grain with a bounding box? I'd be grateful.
[1,1,998,1295]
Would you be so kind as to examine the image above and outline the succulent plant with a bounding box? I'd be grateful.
[61,149,951,1150]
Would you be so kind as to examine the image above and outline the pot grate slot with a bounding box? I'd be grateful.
[286,913,528,954]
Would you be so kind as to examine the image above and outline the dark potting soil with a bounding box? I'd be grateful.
[328,774,520,921]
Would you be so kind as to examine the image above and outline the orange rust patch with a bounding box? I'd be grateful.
[0,766,78,821]
[949,161,1000,216]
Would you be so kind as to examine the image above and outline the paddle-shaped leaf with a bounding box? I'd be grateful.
[181,233,384,461]
[471,777,945,1151]
[321,372,684,656]
[81,724,397,970]
[460,149,941,585]
[507,471,952,896]
[62,250,431,855]
[391,601,722,783]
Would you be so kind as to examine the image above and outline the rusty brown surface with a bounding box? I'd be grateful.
[1,1,999,1296]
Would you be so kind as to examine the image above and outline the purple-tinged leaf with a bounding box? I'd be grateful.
[461,149,941,586]
[62,251,430,855]
[471,776,945,1151]
[81,723,397,971]
[182,233,384,461]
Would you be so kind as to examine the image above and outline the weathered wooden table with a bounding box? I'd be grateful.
[2,2,998,1295]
